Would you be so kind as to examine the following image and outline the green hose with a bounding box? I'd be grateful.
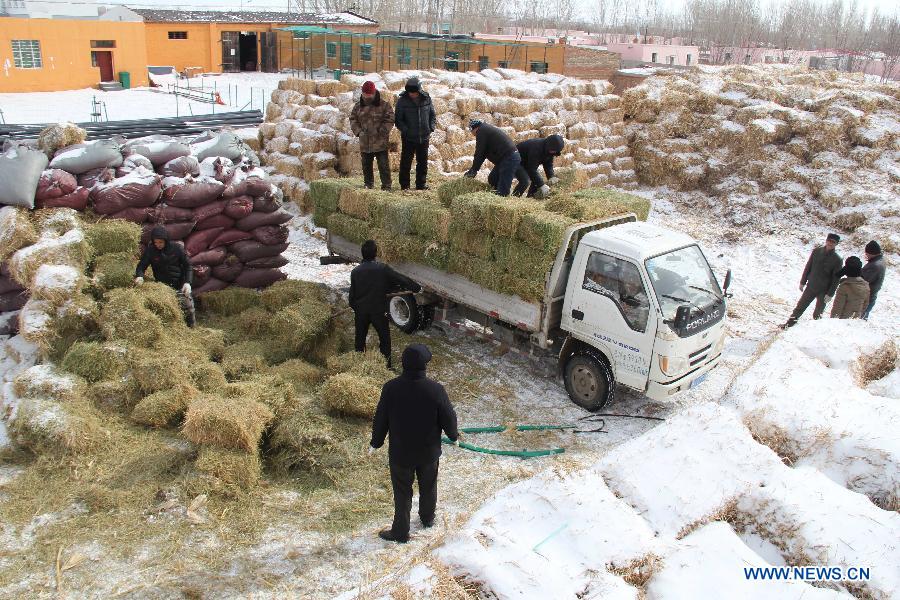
[441,424,569,458]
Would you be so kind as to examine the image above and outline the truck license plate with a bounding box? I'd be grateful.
[690,373,707,389]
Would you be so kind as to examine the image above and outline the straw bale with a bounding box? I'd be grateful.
[261,279,327,312]
[265,103,283,121]
[10,394,103,455]
[269,407,345,473]
[61,341,127,383]
[271,359,323,392]
[291,78,319,94]
[514,129,540,143]
[573,188,652,221]
[540,124,566,137]
[328,212,370,244]
[85,219,141,257]
[259,122,276,140]
[0,207,38,263]
[195,446,261,489]
[311,177,362,226]
[321,372,383,419]
[455,97,478,115]
[267,136,290,154]
[517,210,576,251]
[747,118,791,145]
[409,200,451,242]
[271,300,332,355]
[100,283,183,347]
[316,80,349,96]
[131,384,199,428]
[221,341,268,380]
[9,228,92,289]
[271,154,303,178]
[183,394,273,451]
[190,361,228,393]
[445,125,468,146]
[273,120,296,138]
[429,130,447,147]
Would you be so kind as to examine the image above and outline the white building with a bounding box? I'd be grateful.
[0,0,110,19]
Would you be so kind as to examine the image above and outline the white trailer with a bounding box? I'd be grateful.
[325,213,730,410]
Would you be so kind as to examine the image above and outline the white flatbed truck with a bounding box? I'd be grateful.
[325,213,731,410]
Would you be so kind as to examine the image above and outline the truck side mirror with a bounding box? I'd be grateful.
[723,269,733,298]
[674,305,691,330]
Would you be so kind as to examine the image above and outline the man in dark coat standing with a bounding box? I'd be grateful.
[134,225,195,326]
[349,240,422,367]
[782,233,843,328]
[514,134,565,198]
[861,240,886,320]
[370,343,459,543]
[394,77,436,191]
[350,81,394,190]
[464,120,524,197]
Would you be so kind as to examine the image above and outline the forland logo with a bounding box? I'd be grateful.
[686,309,721,330]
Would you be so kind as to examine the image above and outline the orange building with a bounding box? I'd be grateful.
[0,17,149,92]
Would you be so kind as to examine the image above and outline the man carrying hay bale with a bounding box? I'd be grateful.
[395,78,436,191]
[134,225,196,327]
[464,120,524,197]
[350,81,394,191]
[782,233,842,329]
[515,134,565,199]
[370,343,458,543]
[349,240,421,368]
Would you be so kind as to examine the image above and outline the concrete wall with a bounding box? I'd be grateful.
[605,42,699,67]
[0,17,149,92]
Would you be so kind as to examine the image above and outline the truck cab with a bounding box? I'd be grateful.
[559,221,728,410]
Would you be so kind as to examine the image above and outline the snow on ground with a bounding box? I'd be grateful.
[0,335,40,452]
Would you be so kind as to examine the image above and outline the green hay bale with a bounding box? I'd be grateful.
[449,192,495,231]
[199,287,259,316]
[380,197,420,235]
[327,212,371,245]
[33,208,80,235]
[130,351,191,395]
[221,341,268,380]
[85,220,142,257]
[501,272,549,302]
[189,327,226,361]
[260,279,326,311]
[271,359,323,392]
[47,294,101,361]
[100,283,184,347]
[61,341,128,383]
[422,241,450,271]
[311,178,361,227]
[0,207,38,263]
[337,186,392,220]
[13,364,86,402]
[87,378,141,412]
[369,229,422,264]
[269,406,347,473]
[182,395,274,451]
[572,188,652,221]
[189,361,228,393]
[130,384,200,428]
[221,374,295,416]
[10,395,104,455]
[235,306,272,337]
[447,251,500,291]
[271,303,331,356]
[195,446,262,489]
[9,227,93,288]
[448,224,493,260]
[488,197,542,238]
[305,324,352,366]
[437,178,493,207]
[326,349,393,380]
[93,252,137,292]
[551,168,590,194]
[321,372,383,419]
[517,211,576,252]
[409,200,451,243]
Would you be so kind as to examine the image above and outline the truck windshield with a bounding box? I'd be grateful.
[645,245,722,321]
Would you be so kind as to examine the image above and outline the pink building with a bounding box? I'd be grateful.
[605,42,700,67]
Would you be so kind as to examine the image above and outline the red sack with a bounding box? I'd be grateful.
[0,290,28,313]
[251,225,289,246]
[230,241,289,263]
[152,204,195,222]
[36,186,89,210]
[196,214,235,231]
[190,247,227,267]
[195,277,229,295]
[142,221,195,244]
[244,255,289,269]
[223,196,254,220]
[36,169,77,200]
[91,168,162,215]
[185,227,224,256]
[110,206,153,224]
[162,177,226,208]
[0,275,24,295]
[236,209,293,231]
[79,167,116,189]
[244,177,272,197]
[191,199,227,222]
[192,263,211,285]
[233,268,286,289]
[252,195,282,213]
[211,256,244,282]
[160,155,200,178]
[0,311,19,336]
[210,229,252,248]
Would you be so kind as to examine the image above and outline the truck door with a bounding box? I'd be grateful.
[564,249,656,391]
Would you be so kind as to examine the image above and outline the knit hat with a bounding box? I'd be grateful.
[150,225,170,243]
[361,81,376,94]
[404,77,421,93]
[843,256,862,278]
[865,240,881,255]
[469,119,483,130]
[401,343,432,371]
[826,233,841,243]
[545,134,565,155]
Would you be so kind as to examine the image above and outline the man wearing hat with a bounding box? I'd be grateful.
[370,343,459,543]
[350,81,394,190]
[134,225,195,327]
[394,77,436,190]
[861,240,886,320]
[782,233,843,328]
[515,134,566,198]
[830,256,869,319]
[464,120,525,197]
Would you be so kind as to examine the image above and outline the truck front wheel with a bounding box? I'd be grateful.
[564,352,615,411]
[389,294,421,333]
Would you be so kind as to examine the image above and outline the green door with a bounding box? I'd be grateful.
[340,42,352,69]
[445,51,459,72]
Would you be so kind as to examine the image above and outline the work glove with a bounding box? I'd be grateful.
[798,283,805,292]
[463,171,476,179]
[181,283,192,295]
[134,277,144,285]
[548,177,560,185]
[536,184,551,199]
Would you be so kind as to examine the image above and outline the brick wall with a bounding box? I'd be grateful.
[610,71,651,94]
[562,46,621,80]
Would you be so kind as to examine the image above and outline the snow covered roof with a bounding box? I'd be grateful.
[129,9,378,26]
[584,221,697,261]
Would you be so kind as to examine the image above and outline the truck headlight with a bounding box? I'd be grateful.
[714,332,726,355]
[658,355,688,376]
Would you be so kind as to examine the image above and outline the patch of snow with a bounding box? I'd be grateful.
[867,370,900,399]
[32,264,80,297]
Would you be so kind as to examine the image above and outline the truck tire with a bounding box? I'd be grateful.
[564,351,615,411]
[389,294,421,333]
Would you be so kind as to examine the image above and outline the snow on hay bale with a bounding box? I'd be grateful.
[37,123,87,156]
[0,206,39,262]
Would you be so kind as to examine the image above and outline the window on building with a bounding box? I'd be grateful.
[445,51,460,72]
[478,55,489,70]
[326,42,337,58]
[668,55,675,65]
[582,252,650,332]
[396,46,411,65]
[340,42,352,67]
[651,52,658,62]
[360,43,372,61]
[529,61,548,74]
[11,40,42,69]
[292,31,310,39]
[744,53,751,64]
[686,53,692,65]
[724,52,732,62]
[168,31,188,40]
[498,60,509,68]
[90,40,116,48]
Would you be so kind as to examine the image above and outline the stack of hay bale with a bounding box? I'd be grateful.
[260,68,639,212]
[622,65,900,249]
[312,176,651,302]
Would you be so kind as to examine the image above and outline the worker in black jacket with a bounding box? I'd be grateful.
[464,120,524,197]
[515,135,565,198]
[394,77,436,190]
[134,225,195,327]
[349,239,422,367]
[370,343,459,543]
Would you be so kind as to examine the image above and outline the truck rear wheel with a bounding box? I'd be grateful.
[389,294,421,333]
[564,352,615,411]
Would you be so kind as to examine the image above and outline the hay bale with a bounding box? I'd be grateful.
[92,252,136,292]
[448,223,492,259]
[234,306,272,337]
[449,192,497,231]
[221,341,268,380]
[195,446,261,489]
[409,200,451,243]
[422,242,450,271]
[18,298,55,350]
[61,341,127,383]
[37,122,87,155]
[327,212,370,244]
[10,395,103,454]
[325,349,393,379]
[130,350,191,395]
[86,378,141,412]
[487,197,541,238]
[436,178,492,207]
[182,395,273,451]
[321,372,382,419]
[572,188,652,221]
[0,207,38,263]
[271,300,332,355]
[260,279,326,311]
[337,186,387,219]
[198,287,259,316]
[191,327,226,361]
[9,228,92,288]
[517,211,576,251]
[552,168,590,194]
[221,373,295,417]
[448,251,501,290]
[47,294,100,360]
[189,361,228,393]
[100,283,183,347]
[310,178,361,227]
[271,359,323,392]
[269,406,347,473]
[31,264,82,305]
[130,384,199,428]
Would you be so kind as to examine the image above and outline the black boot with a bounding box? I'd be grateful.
[378,529,408,543]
